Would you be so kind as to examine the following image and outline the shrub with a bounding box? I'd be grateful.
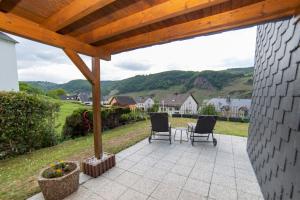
[200,104,218,115]
[0,92,59,159]
[62,108,92,139]
[62,107,144,138]
[46,88,66,99]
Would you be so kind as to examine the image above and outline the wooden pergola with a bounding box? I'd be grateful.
[1,0,299,159]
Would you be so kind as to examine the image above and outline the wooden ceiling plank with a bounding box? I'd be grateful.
[43,0,116,31]
[68,0,152,37]
[78,0,230,43]
[100,0,300,54]
[64,48,95,83]
[0,0,21,12]
[0,12,110,60]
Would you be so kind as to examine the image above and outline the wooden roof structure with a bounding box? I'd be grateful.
[1,0,299,159]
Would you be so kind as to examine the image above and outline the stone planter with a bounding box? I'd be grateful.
[82,153,115,177]
[38,161,80,200]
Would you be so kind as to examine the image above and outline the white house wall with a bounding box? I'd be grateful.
[144,98,154,110]
[0,39,19,91]
[180,96,198,114]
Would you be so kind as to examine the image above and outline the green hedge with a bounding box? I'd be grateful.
[0,92,60,159]
[62,107,145,139]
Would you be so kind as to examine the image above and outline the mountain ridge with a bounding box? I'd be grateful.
[23,67,254,102]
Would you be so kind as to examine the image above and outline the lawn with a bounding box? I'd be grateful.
[54,101,89,135]
[170,117,249,137]
[0,115,248,200]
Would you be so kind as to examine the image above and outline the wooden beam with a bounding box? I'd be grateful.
[43,0,116,31]
[0,0,20,12]
[63,48,95,83]
[0,12,110,60]
[100,0,300,54]
[78,0,229,43]
[92,57,102,159]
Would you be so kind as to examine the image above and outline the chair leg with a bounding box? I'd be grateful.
[191,132,194,146]
[148,130,152,143]
[212,132,217,146]
[169,129,172,144]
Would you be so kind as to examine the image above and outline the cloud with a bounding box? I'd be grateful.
[7,26,257,83]
[114,60,152,71]
[18,64,85,83]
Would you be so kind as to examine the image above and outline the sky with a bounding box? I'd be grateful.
[10,26,257,83]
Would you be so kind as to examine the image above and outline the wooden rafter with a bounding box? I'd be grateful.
[100,0,300,54]
[0,0,20,12]
[43,0,116,32]
[78,0,229,43]
[63,48,95,83]
[0,12,111,60]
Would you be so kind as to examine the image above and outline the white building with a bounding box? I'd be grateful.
[0,32,19,91]
[204,97,251,118]
[135,96,155,111]
[159,93,198,115]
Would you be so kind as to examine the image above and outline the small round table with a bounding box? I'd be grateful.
[174,127,189,143]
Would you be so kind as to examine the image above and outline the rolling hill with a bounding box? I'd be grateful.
[23,67,254,102]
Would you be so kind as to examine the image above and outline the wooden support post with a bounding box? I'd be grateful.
[92,57,102,159]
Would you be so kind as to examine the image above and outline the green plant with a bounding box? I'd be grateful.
[62,107,145,138]
[200,104,218,115]
[46,88,66,99]
[0,92,60,159]
[62,108,92,139]
[19,82,44,95]
[42,161,75,178]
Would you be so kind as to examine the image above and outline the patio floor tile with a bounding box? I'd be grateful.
[102,167,125,180]
[144,167,168,182]
[236,178,262,195]
[237,190,263,200]
[154,160,176,170]
[183,177,210,196]
[118,188,148,200]
[131,177,160,195]
[178,190,208,200]
[93,180,127,200]
[115,171,142,187]
[170,164,193,177]
[150,183,181,200]
[211,173,236,189]
[117,159,137,170]
[162,172,187,188]
[213,164,235,177]
[209,184,238,200]
[189,168,213,183]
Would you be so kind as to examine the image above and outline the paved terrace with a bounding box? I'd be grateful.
[29,133,263,200]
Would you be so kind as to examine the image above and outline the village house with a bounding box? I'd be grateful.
[0,32,19,92]
[204,97,251,118]
[159,93,198,115]
[135,96,155,111]
[60,92,92,105]
[108,96,136,109]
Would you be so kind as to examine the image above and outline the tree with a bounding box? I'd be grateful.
[148,100,159,112]
[47,88,66,99]
[200,104,218,115]
[19,82,44,95]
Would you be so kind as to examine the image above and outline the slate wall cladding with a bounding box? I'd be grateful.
[247,16,300,200]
